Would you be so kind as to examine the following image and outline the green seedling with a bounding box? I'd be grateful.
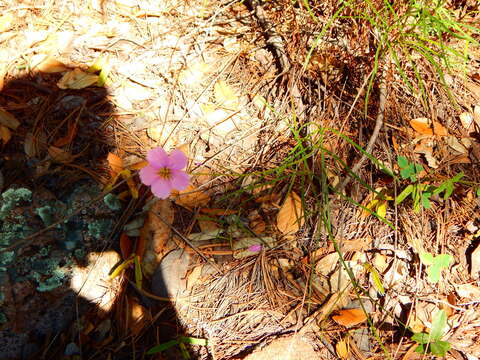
[147,336,208,358]
[412,309,451,357]
[419,251,453,284]
[396,157,463,212]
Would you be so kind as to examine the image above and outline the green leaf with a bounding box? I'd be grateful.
[400,164,414,180]
[179,337,208,346]
[396,184,414,204]
[430,310,448,340]
[421,192,431,209]
[412,332,430,344]
[476,187,480,197]
[397,156,409,168]
[427,254,453,283]
[414,343,426,354]
[414,163,424,175]
[430,340,451,357]
[419,251,434,266]
[147,340,180,355]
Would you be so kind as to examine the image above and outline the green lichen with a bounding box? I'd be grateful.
[87,219,113,240]
[103,193,122,211]
[35,206,55,226]
[0,251,15,272]
[0,188,32,219]
[0,311,7,324]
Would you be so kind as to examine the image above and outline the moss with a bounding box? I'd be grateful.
[87,219,113,240]
[0,188,32,219]
[103,193,122,211]
[0,251,15,272]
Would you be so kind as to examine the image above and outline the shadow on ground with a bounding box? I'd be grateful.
[0,70,187,359]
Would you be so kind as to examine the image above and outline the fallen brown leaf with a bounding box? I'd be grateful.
[332,308,367,327]
[0,108,20,130]
[57,68,99,89]
[470,242,480,279]
[107,152,124,175]
[0,125,11,145]
[48,146,73,163]
[277,191,304,234]
[173,185,210,209]
[35,55,69,73]
[432,121,448,136]
[410,118,433,135]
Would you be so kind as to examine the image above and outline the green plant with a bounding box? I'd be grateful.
[419,251,453,283]
[147,336,208,358]
[412,309,451,357]
[395,156,463,212]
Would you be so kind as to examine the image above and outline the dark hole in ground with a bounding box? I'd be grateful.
[0,71,186,359]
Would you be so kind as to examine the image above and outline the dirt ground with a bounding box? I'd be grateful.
[0,0,479,359]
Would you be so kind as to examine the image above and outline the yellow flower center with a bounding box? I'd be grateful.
[157,167,172,180]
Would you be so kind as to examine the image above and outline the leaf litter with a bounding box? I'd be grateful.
[1,0,480,359]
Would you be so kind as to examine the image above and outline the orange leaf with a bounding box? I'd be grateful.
[54,122,77,147]
[276,191,304,234]
[332,308,367,327]
[35,56,69,73]
[432,121,448,136]
[173,184,210,209]
[120,233,133,259]
[410,118,433,135]
[128,160,148,170]
[107,152,124,175]
[0,125,11,144]
[200,208,237,216]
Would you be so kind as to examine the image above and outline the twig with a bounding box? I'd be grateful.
[335,71,388,193]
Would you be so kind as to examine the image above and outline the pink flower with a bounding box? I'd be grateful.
[248,244,262,252]
[139,147,190,199]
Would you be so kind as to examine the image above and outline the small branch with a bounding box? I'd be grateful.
[335,71,388,193]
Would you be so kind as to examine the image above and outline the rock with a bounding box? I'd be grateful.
[151,249,192,298]
[243,335,322,360]
[70,251,121,315]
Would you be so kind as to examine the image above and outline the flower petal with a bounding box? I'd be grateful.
[151,178,173,199]
[167,149,188,170]
[139,165,159,186]
[147,147,169,168]
[170,170,190,191]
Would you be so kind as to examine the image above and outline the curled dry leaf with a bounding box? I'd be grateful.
[276,191,304,234]
[460,112,474,130]
[33,55,69,73]
[470,242,480,279]
[446,136,469,155]
[0,108,20,130]
[186,265,203,290]
[57,68,99,89]
[410,118,433,135]
[24,131,47,158]
[0,125,11,145]
[107,152,124,176]
[332,309,367,327]
[173,184,210,209]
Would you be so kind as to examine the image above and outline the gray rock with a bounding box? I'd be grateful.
[151,250,191,298]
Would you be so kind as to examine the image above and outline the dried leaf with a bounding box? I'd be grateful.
[474,105,480,127]
[455,283,480,300]
[107,152,124,175]
[471,242,480,279]
[24,131,46,157]
[276,191,304,234]
[200,208,237,216]
[127,297,151,336]
[48,146,73,163]
[332,309,367,327]
[432,121,448,136]
[34,55,69,73]
[53,122,77,147]
[146,126,162,141]
[460,112,474,130]
[120,233,132,259]
[186,265,203,290]
[173,185,210,209]
[57,68,99,89]
[446,136,468,155]
[0,108,20,130]
[0,125,11,145]
[336,340,349,359]
[315,252,340,275]
[410,118,433,135]
[223,37,240,53]
[0,13,14,32]
[214,80,239,109]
